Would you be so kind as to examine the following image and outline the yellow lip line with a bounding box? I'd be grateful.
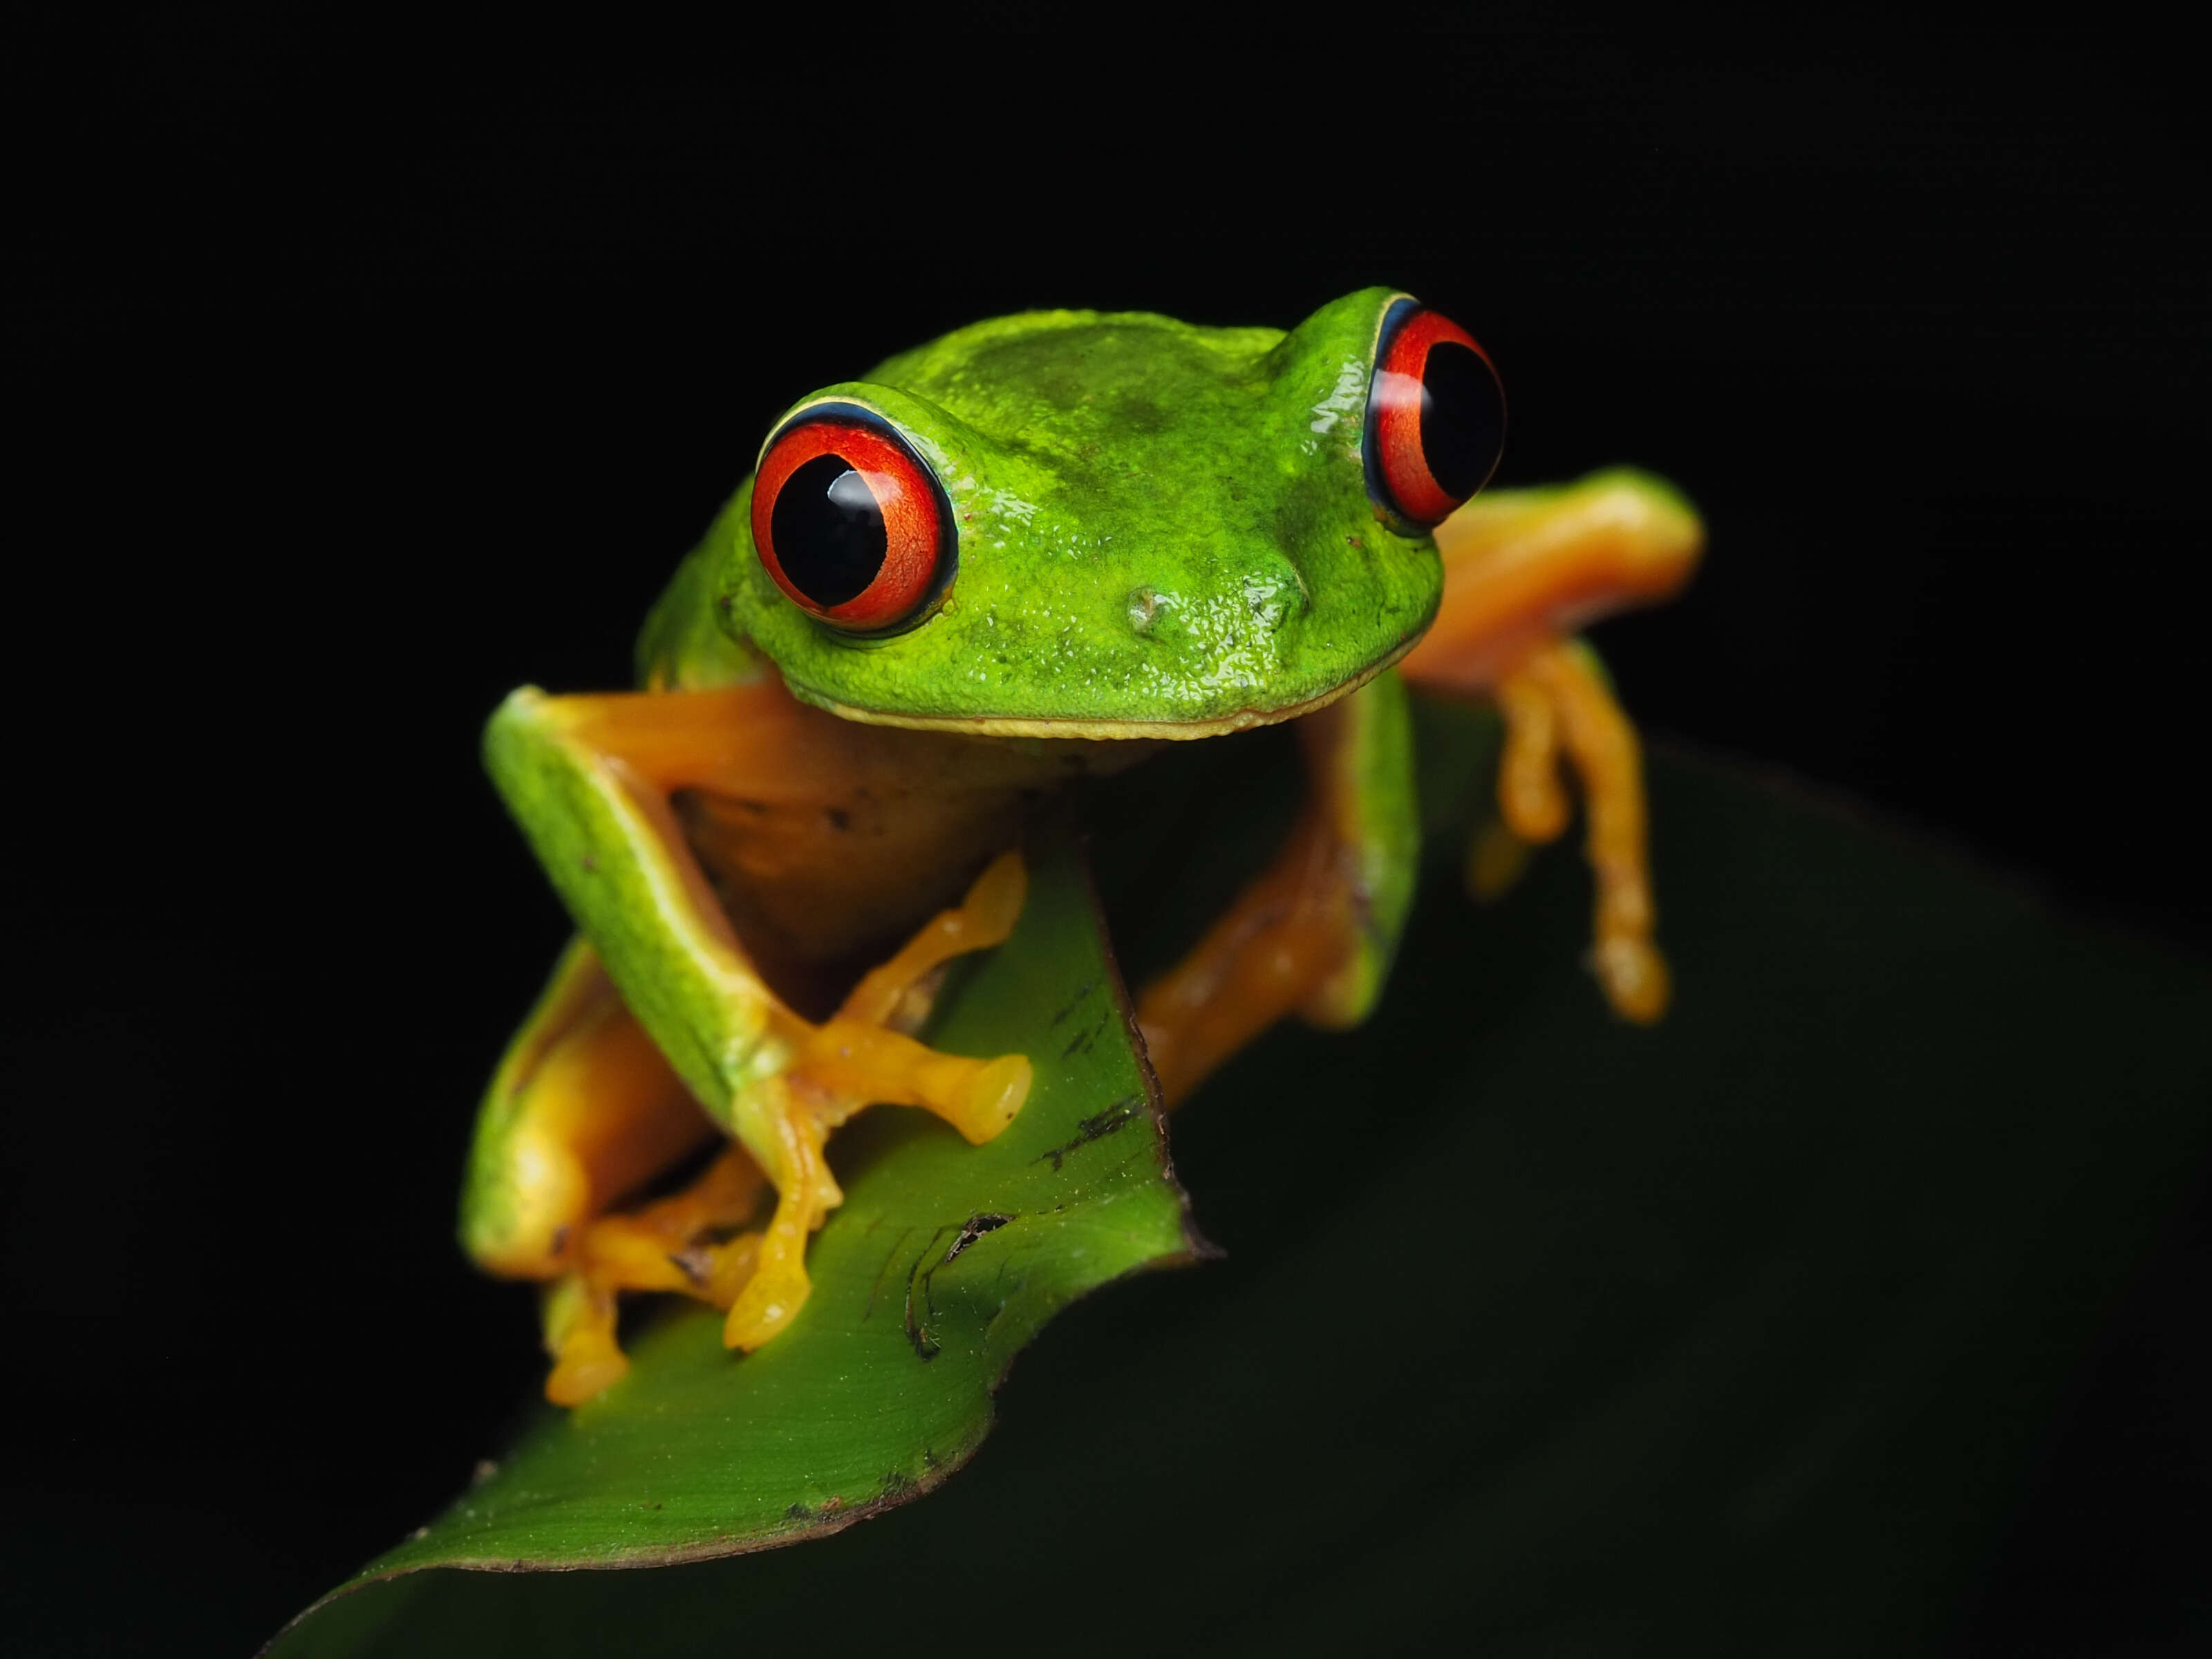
[795,632,1423,741]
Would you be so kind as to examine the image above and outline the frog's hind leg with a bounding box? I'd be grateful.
[464,936,787,1403]
[1134,671,1418,1107]
[1398,469,1703,1024]
[463,935,715,1286]
[466,852,1033,1401]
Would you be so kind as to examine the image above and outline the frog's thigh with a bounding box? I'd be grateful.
[1397,469,1703,693]
[1134,671,1418,1107]
[1396,471,1702,1024]
[462,937,764,1403]
[461,935,715,1282]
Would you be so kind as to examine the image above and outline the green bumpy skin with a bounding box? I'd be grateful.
[696,288,1442,731]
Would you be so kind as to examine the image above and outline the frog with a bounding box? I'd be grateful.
[459,288,1704,1405]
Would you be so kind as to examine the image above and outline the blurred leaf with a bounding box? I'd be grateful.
[269,727,2211,1657]
[268,818,1197,1653]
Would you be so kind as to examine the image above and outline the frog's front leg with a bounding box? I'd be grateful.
[1135,671,1418,1105]
[474,680,1031,1398]
[1398,469,1704,1022]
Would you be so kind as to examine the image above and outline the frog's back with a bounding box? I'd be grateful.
[867,310,1287,467]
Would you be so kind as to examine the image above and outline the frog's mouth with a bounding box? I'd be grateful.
[789,629,1425,742]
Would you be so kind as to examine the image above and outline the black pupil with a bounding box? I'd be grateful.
[771,451,887,608]
[1419,341,1505,502]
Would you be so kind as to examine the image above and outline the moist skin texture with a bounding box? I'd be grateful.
[682,288,1443,735]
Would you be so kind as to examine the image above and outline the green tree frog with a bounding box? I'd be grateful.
[460,289,1703,1404]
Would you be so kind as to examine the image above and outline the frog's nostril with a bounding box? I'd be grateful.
[1126,586,1169,637]
[1127,585,1201,640]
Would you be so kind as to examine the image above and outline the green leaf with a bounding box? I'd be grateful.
[270,731,2212,1657]
[268,815,1198,1652]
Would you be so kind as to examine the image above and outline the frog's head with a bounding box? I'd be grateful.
[713,288,1504,737]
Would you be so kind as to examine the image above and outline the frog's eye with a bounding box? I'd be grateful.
[750,409,953,632]
[1365,301,1507,529]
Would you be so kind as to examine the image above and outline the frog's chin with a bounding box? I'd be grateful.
[791,632,1423,741]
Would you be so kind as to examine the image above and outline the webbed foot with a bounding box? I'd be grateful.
[724,850,1035,1352]
[541,1145,767,1404]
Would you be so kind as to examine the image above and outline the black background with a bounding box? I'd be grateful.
[6,12,2207,1654]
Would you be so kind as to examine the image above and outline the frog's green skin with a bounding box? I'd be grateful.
[638,288,1441,736]
[463,289,1463,1359]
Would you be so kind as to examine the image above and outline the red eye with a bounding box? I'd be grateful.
[1364,301,1506,529]
[750,409,952,632]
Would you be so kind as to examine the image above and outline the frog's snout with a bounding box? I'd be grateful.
[1123,550,1309,646]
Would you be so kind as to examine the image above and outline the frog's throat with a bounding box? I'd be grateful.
[791,631,1424,741]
